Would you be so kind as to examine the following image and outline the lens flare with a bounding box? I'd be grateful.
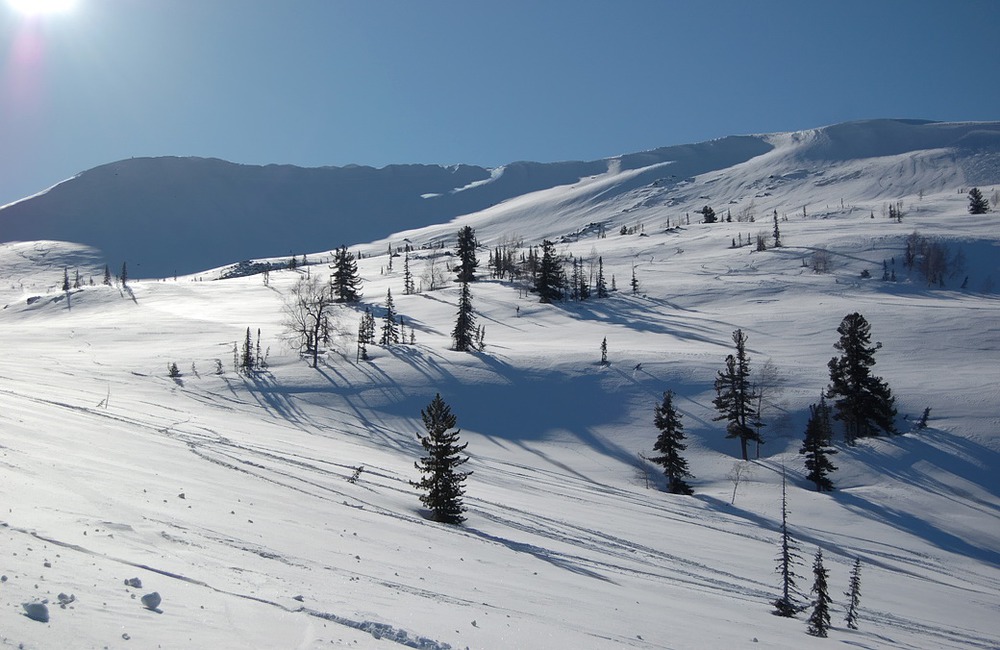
[7,0,77,16]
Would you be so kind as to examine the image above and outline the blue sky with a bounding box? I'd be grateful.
[1,0,998,206]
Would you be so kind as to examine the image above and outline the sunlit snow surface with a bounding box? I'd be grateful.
[0,120,998,648]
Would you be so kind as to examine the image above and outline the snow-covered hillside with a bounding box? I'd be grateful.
[0,120,998,649]
[3,119,996,278]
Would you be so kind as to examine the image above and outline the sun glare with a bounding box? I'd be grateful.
[7,0,77,16]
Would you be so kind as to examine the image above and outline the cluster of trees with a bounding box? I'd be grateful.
[772,468,864,637]
[647,312,894,500]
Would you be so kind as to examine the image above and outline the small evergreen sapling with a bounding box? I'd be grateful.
[773,468,802,617]
[452,281,476,352]
[649,390,694,494]
[380,289,399,345]
[411,394,471,525]
[600,337,608,365]
[844,557,862,630]
[806,548,832,637]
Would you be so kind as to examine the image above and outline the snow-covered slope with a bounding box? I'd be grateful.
[5,119,995,279]
[0,119,998,649]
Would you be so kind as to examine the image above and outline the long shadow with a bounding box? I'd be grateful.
[464,519,618,585]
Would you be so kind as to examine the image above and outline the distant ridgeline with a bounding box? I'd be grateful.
[0,119,997,278]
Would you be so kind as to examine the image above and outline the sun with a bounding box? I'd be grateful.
[7,0,77,16]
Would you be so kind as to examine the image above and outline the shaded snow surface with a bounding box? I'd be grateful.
[0,120,998,648]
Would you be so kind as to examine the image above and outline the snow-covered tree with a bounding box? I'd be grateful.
[649,390,693,495]
[411,394,471,524]
[826,313,896,444]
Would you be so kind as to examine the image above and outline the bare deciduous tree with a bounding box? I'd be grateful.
[283,275,339,368]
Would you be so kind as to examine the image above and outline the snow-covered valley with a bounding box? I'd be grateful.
[0,120,998,649]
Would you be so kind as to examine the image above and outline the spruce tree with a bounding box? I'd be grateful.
[331,245,363,303]
[600,337,608,365]
[772,210,782,247]
[806,548,832,637]
[799,396,838,491]
[103,264,112,286]
[596,256,609,298]
[844,557,862,630]
[452,281,476,352]
[120,261,128,286]
[62,268,70,292]
[454,225,479,283]
[713,329,763,461]
[968,187,989,214]
[826,313,897,444]
[403,253,415,295]
[773,468,802,617]
[411,394,471,524]
[649,390,693,494]
[380,289,399,345]
[630,266,639,294]
[534,239,564,303]
[241,327,254,374]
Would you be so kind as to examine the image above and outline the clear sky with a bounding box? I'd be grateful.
[1,0,998,206]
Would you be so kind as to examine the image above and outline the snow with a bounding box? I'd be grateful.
[0,119,998,648]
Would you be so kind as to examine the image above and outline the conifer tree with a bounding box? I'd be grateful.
[452,281,476,352]
[806,548,832,637]
[120,261,129,286]
[844,557,862,630]
[411,394,471,524]
[357,308,376,361]
[600,337,608,365]
[773,468,802,617]
[799,396,838,491]
[630,266,639,294]
[649,390,693,494]
[596,256,609,298]
[103,264,112,286]
[73,269,81,289]
[968,187,989,214]
[380,289,399,345]
[826,313,897,444]
[241,327,254,374]
[713,329,763,461]
[403,253,415,295]
[62,268,70,292]
[773,209,782,247]
[534,239,564,303]
[454,225,479,283]
[331,246,363,303]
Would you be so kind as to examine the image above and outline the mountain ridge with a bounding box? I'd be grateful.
[1,119,998,277]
